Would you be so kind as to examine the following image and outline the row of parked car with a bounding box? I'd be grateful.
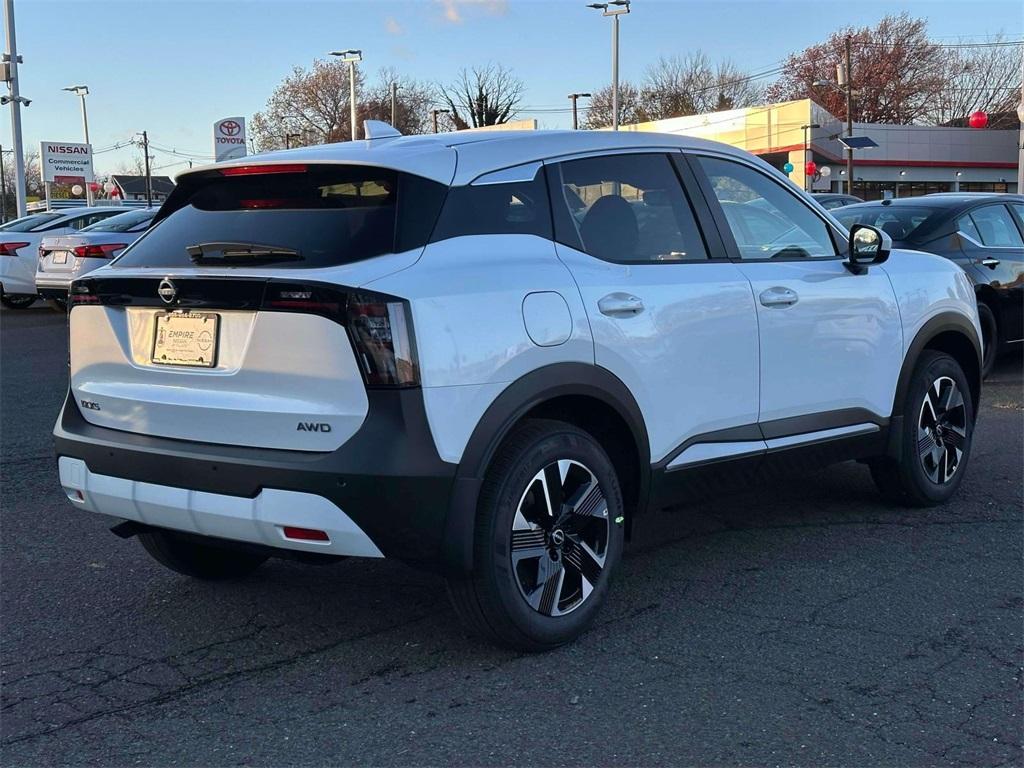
[0,206,156,310]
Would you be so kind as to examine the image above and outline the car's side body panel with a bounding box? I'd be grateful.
[364,234,594,463]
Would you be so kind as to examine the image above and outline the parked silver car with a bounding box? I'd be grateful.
[36,208,157,309]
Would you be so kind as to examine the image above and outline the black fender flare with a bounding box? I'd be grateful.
[440,363,651,575]
[886,311,982,458]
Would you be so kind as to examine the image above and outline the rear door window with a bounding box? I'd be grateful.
[113,166,447,269]
[968,205,1024,247]
[549,153,708,263]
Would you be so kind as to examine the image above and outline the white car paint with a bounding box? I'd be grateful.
[70,306,369,451]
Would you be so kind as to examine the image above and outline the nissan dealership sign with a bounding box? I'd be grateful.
[40,141,94,184]
[213,116,247,162]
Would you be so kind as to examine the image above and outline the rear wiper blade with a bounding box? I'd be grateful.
[186,241,302,264]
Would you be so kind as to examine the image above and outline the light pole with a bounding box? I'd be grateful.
[800,123,820,192]
[586,0,629,131]
[390,81,398,126]
[813,51,856,194]
[63,85,93,205]
[329,49,362,141]
[3,0,27,217]
[431,108,450,134]
[568,92,591,130]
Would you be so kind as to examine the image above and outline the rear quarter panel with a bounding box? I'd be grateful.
[363,234,594,463]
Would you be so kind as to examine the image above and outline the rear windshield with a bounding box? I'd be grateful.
[113,166,447,269]
[81,209,155,233]
[834,206,936,241]
[1,212,64,232]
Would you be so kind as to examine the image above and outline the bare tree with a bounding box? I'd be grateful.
[438,64,524,128]
[250,58,364,151]
[927,36,1022,126]
[361,68,436,135]
[766,13,947,124]
[643,53,763,120]
[581,82,647,129]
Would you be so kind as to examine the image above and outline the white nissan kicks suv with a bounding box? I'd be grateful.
[56,127,982,650]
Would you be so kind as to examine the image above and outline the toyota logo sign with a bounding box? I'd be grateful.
[213,116,247,162]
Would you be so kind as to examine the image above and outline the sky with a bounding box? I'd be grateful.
[3,0,1022,178]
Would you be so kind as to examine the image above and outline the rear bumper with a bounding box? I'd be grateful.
[54,388,463,570]
[35,275,72,299]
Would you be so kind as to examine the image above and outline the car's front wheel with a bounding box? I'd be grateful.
[0,293,37,309]
[138,529,269,580]
[447,419,625,651]
[870,350,974,507]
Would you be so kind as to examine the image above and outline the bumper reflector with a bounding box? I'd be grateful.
[282,526,330,542]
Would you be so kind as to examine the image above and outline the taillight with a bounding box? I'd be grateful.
[346,293,418,387]
[262,283,419,388]
[72,243,127,259]
[0,242,30,257]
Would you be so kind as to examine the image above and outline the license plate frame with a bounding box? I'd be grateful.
[151,311,219,368]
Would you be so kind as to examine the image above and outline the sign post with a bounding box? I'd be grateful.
[213,117,247,162]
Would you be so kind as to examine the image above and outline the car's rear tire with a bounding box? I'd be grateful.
[977,301,998,379]
[0,293,37,309]
[447,419,625,652]
[138,529,269,580]
[870,350,974,507]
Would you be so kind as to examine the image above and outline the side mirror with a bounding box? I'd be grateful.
[847,224,891,271]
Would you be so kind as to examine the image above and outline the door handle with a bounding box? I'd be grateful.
[980,258,1001,268]
[598,292,645,317]
[759,287,799,307]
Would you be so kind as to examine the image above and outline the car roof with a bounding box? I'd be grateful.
[837,194,1024,242]
[51,206,127,218]
[178,129,771,187]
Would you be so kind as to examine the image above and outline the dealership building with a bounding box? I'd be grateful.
[621,98,1020,199]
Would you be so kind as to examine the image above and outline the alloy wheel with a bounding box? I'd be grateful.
[510,459,610,617]
[917,375,968,484]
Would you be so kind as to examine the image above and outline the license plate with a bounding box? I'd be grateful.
[52,251,68,265]
[152,312,219,367]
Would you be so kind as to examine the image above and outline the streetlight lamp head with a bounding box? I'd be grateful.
[586,3,608,8]
[812,80,832,88]
[329,49,362,61]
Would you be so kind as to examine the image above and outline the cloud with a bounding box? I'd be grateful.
[384,16,404,35]
[435,0,507,25]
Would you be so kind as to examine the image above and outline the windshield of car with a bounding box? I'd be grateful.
[80,209,155,233]
[834,206,936,241]
[0,212,64,232]
[113,166,447,270]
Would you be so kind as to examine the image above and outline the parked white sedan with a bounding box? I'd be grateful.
[36,208,157,309]
[0,206,124,308]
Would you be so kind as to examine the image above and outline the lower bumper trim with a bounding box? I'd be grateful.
[59,456,384,558]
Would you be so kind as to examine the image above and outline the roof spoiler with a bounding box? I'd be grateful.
[363,120,402,141]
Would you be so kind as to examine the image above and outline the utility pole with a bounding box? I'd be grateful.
[431,108,450,134]
[843,35,854,196]
[568,92,591,130]
[285,132,301,149]
[3,0,27,217]
[140,131,152,208]
[390,81,398,126]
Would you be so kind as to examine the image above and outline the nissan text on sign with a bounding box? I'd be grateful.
[41,141,94,185]
[213,117,247,162]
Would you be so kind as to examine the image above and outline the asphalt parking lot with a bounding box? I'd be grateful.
[2,305,1021,767]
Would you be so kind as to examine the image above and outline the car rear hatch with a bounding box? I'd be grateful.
[67,160,451,452]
